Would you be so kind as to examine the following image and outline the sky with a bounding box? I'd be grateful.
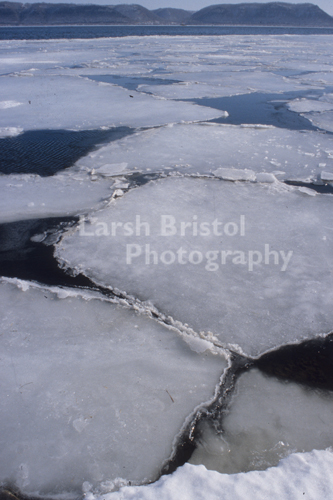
[23,0,333,16]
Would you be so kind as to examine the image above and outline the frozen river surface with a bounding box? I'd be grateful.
[1,33,333,500]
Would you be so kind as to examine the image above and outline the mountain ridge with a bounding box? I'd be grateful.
[0,1,332,26]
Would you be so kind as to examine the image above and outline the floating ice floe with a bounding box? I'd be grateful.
[321,171,333,182]
[0,279,226,495]
[287,98,333,114]
[91,163,129,177]
[212,167,256,181]
[0,173,115,223]
[305,111,333,133]
[139,70,304,98]
[56,176,333,356]
[0,75,226,132]
[0,126,23,137]
[74,123,333,181]
[190,368,333,473]
[287,95,333,133]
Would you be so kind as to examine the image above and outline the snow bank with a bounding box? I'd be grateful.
[93,449,333,500]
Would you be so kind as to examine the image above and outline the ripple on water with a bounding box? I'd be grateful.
[0,127,134,176]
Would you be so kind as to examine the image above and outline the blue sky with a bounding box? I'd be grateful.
[23,1,333,16]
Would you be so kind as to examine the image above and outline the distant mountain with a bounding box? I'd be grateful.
[109,4,161,23]
[152,8,193,24]
[188,2,333,26]
[0,2,161,25]
[0,1,333,26]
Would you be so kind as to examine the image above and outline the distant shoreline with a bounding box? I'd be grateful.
[1,24,333,28]
[1,2,333,27]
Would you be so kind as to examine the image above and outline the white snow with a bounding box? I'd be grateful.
[91,449,333,500]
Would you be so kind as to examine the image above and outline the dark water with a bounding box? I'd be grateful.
[255,334,333,391]
[285,180,333,194]
[189,91,324,131]
[0,127,134,176]
[1,25,333,40]
[0,217,96,288]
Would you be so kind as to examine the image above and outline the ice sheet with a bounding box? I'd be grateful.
[288,98,333,113]
[1,34,332,102]
[304,111,333,133]
[0,172,114,223]
[287,95,333,132]
[190,368,333,473]
[98,449,333,500]
[293,71,333,86]
[0,279,226,495]
[140,82,239,99]
[75,122,333,181]
[0,74,225,132]
[139,70,304,98]
[2,32,333,498]
[56,177,333,356]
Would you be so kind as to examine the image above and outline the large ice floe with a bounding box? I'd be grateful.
[1,32,333,500]
[56,176,333,356]
[75,122,333,180]
[0,279,226,495]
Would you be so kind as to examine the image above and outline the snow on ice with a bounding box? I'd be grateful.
[96,449,333,500]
